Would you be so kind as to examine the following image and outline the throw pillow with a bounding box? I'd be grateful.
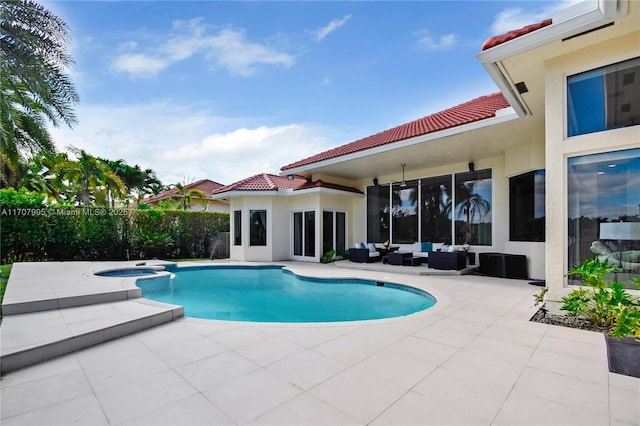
[367,243,377,253]
[421,242,432,252]
[359,242,366,249]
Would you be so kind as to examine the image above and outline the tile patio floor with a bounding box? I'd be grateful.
[1,261,639,425]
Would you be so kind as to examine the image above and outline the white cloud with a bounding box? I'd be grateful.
[111,18,296,78]
[111,54,168,77]
[205,28,296,76]
[490,1,582,34]
[416,32,458,51]
[48,102,332,185]
[311,15,352,41]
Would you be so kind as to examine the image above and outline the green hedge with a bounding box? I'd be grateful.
[0,188,230,263]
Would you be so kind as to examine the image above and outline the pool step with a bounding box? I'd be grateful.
[0,299,183,373]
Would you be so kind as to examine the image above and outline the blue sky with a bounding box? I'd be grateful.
[45,0,572,186]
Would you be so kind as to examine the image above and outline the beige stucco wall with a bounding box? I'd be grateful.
[545,30,640,302]
[228,191,361,262]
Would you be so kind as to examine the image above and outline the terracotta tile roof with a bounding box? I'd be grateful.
[213,173,308,193]
[481,18,553,51]
[295,179,363,194]
[213,174,362,195]
[145,179,224,203]
[281,92,510,171]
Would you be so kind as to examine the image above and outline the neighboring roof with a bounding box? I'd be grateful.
[481,18,553,51]
[145,179,225,203]
[212,173,362,196]
[281,92,510,171]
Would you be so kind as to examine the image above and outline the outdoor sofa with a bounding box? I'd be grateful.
[348,243,382,263]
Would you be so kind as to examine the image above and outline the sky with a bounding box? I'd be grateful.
[43,0,573,187]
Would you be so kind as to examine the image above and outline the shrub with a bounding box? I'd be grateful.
[561,258,640,338]
[0,189,230,262]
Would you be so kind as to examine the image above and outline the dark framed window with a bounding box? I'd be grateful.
[322,211,333,255]
[567,57,640,137]
[304,211,315,257]
[336,212,346,254]
[509,170,545,242]
[366,184,390,243]
[293,210,315,257]
[392,181,418,244]
[249,210,267,246]
[454,170,492,245]
[323,211,347,255]
[421,175,452,244]
[293,212,303,256]
[233,210,241,245]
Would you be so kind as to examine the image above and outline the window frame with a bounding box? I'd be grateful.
[249,209,267,246]
[566,56,640,138]
[233,210,241,246]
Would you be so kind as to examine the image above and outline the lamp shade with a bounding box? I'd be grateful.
[599,222,640,240]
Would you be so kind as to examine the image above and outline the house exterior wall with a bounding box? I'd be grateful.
[287,192,320,262]
[348,152,546,279]
[544,30,640,302]
[228,195,275,262]
[504,134,547,280]
[228,191,361,262]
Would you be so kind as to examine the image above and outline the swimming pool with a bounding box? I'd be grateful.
[135,265,436,322]
[96,267,163,277]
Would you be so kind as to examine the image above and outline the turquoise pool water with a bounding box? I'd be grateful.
[136,266,436,322]
[97,268,159,277]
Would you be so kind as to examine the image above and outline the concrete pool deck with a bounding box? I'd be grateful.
[1,261,638,425]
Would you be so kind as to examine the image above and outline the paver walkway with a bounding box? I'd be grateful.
[1,261,638,425]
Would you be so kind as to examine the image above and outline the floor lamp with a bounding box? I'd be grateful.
[599,222,640,269]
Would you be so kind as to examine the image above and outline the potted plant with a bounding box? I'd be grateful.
[320,249,336,264]
[537,258,640,377]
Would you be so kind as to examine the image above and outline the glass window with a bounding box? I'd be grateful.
[568,148,640,287]
[366,184,390,243]
[509,170,545,242]
[421,175,452,244]
[233,210,241,245]
[336,212,346,254]
[454,170,492,245]
[392,181,418,244]
[249,210,267,246]
[293,210,315,257]
[304,211,315,257]
[323,211,333,255]
[322,211,347,255]
[293,212,303,256]
[567,57,640,137]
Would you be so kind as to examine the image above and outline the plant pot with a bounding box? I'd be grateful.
[605,335,640,378]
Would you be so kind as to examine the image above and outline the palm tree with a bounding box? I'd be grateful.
[455,180,490,243]
[57,146,125,207]
[0,0,79,172]
[173,181,206,211]
[21,151,68,201]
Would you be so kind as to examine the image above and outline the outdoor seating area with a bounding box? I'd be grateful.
[348,243,382,263]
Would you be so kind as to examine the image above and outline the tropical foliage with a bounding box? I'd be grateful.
[562,258,640,338]
[172,181,207,210]
[0,187,230,263]
[0,0,78,183]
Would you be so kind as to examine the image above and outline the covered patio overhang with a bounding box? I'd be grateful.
[281,107,542,183]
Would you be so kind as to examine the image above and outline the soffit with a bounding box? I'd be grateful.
[298,113,542,181]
